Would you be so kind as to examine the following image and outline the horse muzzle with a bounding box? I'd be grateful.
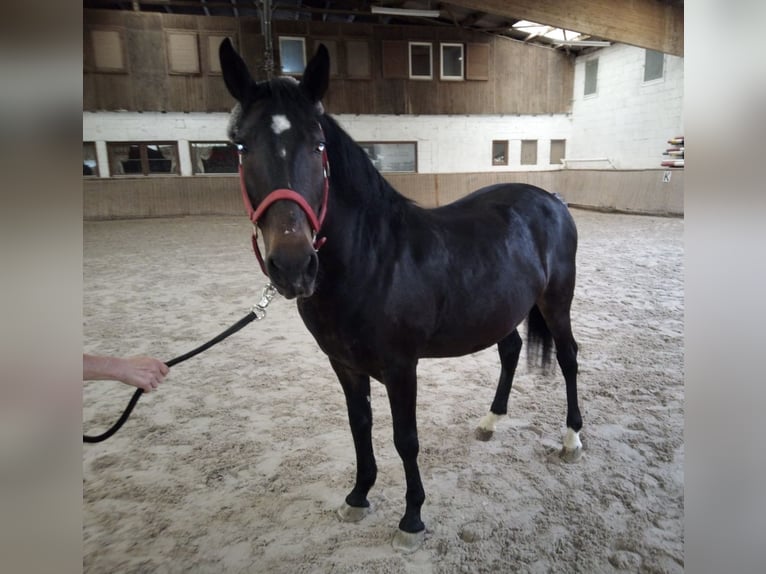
[250,191,323,299]
[265,242,319,299]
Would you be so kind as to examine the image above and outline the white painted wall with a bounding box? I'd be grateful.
[83,111,572,176]
[333,114,571,173]
[83,112,232,177]
[568,44,684,169]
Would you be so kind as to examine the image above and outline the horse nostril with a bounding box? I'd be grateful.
[306,252,318,277]
[266,254,284,279]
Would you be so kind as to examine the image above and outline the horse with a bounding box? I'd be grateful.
[219,39,583,552]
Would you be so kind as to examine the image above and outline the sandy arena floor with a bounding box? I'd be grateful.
[83,209,683,573]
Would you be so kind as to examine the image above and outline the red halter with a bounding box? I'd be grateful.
[238,147,330,276]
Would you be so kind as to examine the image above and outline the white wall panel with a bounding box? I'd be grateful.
[570,44,684,169]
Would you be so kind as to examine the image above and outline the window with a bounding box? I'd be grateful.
[90,28,126,73]
[359,142,417,173]
[382,41,408,79]
[167,32,200,75]
[346,39,371,79]
[206,35,232,75]
[521,140,538,165]
[190,142,238,174]
[440,43,464,80]
[313,39,339,77]
[492,140,508,166]
[409,42,432,80]
[279,36,306,75]
[550,140,566,165]
[83,142,99,177]
[108,143,179,176]
[644,49,664,82]
[465,43,489,81]
[584,59,598,96]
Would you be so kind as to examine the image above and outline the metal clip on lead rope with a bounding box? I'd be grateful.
[252,283,278,320]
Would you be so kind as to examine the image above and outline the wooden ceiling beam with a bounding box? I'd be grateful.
[445,0,684,56]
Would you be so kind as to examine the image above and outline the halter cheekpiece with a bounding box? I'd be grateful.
[237,129,330,276]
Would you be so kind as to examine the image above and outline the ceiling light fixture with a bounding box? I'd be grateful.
[554,40,612,47]
[371,6,441,18]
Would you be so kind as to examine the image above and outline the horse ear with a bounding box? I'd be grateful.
[301,44,330,104]
[219,37,254,102]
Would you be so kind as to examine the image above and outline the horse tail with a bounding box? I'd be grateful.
[526,304,554,370]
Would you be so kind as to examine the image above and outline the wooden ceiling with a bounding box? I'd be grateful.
[83,0,683,56]
[446,0,683,56]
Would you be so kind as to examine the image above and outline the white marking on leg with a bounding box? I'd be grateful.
[478,412,501,433]
[392,529,425,553]
[337,502,370,523]
[271,114,291,135]
[564,428,582,450]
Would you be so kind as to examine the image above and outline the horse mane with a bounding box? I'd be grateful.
[319,113,415,218]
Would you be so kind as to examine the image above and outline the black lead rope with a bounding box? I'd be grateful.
[83,284,278,444]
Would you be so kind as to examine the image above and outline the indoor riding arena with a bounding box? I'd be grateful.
[83,2,684,572]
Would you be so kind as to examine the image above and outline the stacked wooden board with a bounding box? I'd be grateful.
[662,136,684,168]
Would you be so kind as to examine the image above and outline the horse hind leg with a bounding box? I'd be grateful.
[475,329,522,441]
[557,335,583,463]
[537,295,583,463]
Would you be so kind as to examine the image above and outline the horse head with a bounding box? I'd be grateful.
[220,38,330,299]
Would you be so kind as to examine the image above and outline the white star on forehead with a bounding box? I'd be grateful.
[271,114,291,135]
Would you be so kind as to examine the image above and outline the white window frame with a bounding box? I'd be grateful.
[520,139,538,166]
[408,42,432,80]
[492,140,508,166]
[359,142,418,173]
[440,43,464,81]
[549,139,567,166]
[166,31,200,75]
[90,28,127,73]
[189,141,239,175]
[643,49,665,83]
[584,58,598,97]
[205,34,233,75]
[278,36,306,76]
[83,142,99,177]
[107,142,180,177]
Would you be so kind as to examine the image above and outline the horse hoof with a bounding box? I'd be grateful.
[475,413,500,441]
[392,528,425,553]
[337,502,370,523]
[474,427,494,441]
[559,446,582,463]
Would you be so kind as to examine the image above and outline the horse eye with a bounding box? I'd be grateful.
[315,142,326,153]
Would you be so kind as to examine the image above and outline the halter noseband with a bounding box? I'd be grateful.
[238,141,330,277]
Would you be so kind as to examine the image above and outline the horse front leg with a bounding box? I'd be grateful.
[383,361,426,552]
[330,359,377,523]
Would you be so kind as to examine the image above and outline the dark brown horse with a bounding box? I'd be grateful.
[220,39,582,551]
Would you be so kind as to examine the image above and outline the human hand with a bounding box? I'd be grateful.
[83,354,169,392]
[115,356,170,392]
